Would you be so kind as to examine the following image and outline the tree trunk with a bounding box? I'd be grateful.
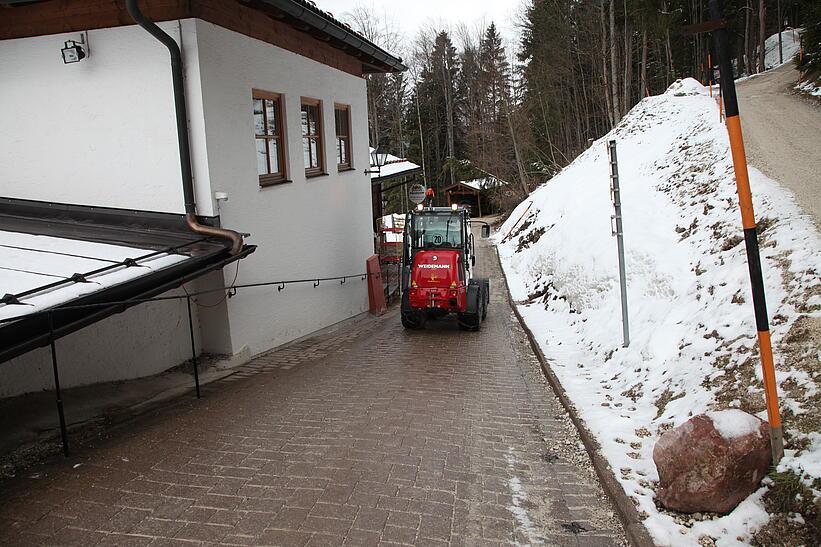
[623,19,633,114]
[504,98,529,197]
[609,0,620,122]
[758,0,766,73]
[640,28,648,97]
[440,52,456,190]
[601,1,614,128]
[745,0,754,74]
[662,0,675,83]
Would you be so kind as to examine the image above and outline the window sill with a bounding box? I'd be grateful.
[259,177,292,188]
[337,166,356,173]
[305,171,329,179]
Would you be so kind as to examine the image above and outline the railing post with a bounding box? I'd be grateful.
[186,296,200,399]
[48,311,70,457]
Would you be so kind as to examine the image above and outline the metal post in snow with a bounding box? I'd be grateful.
[608,139,630,348]
[48,311,70,457]
[709,0,783,463]
[186,295,201,399]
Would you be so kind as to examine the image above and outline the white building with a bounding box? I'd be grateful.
[0,0,405,397]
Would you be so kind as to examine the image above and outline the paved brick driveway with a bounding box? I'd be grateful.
[0,236,625,546]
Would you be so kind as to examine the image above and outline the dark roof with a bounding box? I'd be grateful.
[0,0,406,74]
[260,0,406,73]
[0,198,255,364]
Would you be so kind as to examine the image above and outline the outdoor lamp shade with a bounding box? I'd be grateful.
[371,146,388,169]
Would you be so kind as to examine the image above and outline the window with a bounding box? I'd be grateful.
[253,90,286,185]
[411,212,464,249]
[335,104,351,170]
[301,98,324,175]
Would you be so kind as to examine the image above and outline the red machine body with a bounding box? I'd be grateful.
[407,250,467,312]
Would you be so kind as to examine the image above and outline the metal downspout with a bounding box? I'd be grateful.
[125,0,243,255]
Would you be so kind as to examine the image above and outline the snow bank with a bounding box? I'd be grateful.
[496,78,821,545]
[764,28,802,70]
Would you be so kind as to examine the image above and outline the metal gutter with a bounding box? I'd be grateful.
[125,0,244,255]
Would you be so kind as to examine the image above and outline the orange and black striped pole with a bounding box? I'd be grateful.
[709,0,783,463]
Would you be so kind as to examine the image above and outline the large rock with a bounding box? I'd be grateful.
[653,409,771,513]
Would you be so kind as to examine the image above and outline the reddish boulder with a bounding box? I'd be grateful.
[653,410,771,513]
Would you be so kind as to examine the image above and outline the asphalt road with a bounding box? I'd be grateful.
[735,63,821,227]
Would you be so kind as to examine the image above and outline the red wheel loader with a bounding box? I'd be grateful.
[400,205,490,330]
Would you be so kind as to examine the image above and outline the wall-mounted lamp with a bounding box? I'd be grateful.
[365,145,389,176]
[61,34,87,64]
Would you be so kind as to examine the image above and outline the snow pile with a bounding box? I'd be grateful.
[764,28,802,70]
[706,410,763,440]
[496,78,820,545]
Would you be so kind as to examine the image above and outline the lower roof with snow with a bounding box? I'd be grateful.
[0,198,255,363]
[369,149,423,183]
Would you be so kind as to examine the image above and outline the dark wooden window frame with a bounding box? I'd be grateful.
[301,97,325,178]
[253,89,288,187]
[334,103,352,171]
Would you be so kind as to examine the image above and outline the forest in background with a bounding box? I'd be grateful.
[345,0,820,214]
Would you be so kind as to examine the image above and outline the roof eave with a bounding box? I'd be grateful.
[258,0,407,73]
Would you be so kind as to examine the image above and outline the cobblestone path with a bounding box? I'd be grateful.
[0,234,626,546]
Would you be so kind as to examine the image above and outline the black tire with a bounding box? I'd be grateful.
[402,312,426,329]
[458,313,480,331]
[458,293,481,331]
[481,286,488,320]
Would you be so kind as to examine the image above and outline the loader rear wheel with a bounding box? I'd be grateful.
[401,312,426,329]
[457,312,480,331]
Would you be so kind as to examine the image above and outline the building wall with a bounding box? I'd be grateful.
[194,21,373,356]
[0,289,201,398]
[0,19,375,396]
[0,20,216,216]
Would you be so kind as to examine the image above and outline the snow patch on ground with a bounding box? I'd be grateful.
[706,410,762,440]
[496,78,821,545]
[505,447,540,545]
[796,79,821,97]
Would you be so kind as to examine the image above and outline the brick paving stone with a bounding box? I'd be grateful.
[0,231,627,545]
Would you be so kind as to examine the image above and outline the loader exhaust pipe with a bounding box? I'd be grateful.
[126,0,243,255]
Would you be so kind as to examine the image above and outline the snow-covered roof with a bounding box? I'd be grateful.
[450,177,508,192]
[369,148,422,181]
[0,231,189,322]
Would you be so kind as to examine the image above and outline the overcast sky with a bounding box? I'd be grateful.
[317,0,525,57]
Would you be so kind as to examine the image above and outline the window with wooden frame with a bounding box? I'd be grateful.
[301,98,324,176]
[334,104,351,170]
[253,90,287,186]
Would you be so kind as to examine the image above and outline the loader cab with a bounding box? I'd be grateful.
[404,207,472,276]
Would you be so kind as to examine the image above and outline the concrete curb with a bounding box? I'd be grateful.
[494,246,656,547]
